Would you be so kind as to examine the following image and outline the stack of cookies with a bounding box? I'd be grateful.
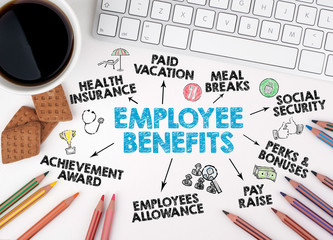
[1,85,72,164]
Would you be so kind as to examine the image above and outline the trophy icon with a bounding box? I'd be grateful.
[59,130,76,155]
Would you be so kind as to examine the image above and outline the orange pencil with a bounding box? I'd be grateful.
[223,210,272,240]
[312,170,333,191]
[312,120,333,132]
[271,208,318,240]
[101,194,115,240]
[85,195,104,240]
[0,181,56,230]
[17,192,79,240]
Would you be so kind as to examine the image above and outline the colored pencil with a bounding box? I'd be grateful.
[312,170,333,191]
[222,210,272,240]
[0,171,49,216]
[312,120,333,132]
[0,181,57,230]
[101,194,115,240]
[285,176,333,218]
[17,192,79,240]
[85,195,104,240]
[306,125,333,148]
[280,192,333,235]
[271,208,318,240]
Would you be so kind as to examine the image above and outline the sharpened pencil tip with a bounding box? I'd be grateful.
[44,171,49,176]
[285,176,291,182]
[271,208,277,213]
[280,192,286,197]
[222,210,229,215]
[101,195,105,201]
[111,194,115,200]
[50,181,57,187]
[74,192,79,198]
[311,170,317,176]
[306,125,312,131]
[312,120,318,124]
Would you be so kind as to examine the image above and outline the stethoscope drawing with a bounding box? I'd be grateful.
[82,109,104,135]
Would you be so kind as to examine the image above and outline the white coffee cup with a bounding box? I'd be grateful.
[0,0,81,95]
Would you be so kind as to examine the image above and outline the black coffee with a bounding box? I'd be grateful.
[0,0,74,86]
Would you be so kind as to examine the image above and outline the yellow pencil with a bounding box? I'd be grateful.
[0,181,57,230]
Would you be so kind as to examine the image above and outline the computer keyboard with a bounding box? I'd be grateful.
[93,0,333,81]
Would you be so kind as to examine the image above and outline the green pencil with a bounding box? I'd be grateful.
[0,172,48,215]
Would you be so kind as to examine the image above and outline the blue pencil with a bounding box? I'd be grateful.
[281,192,333,235]
[286,176,333,218]
[306,125,333,148]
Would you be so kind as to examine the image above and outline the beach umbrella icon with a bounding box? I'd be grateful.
[111,48,130,71]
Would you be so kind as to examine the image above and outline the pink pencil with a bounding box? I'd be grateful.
[85,195,104,240]
[101,194,115,240]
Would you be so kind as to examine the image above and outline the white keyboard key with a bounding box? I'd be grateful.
[238,16,259,36]
[325,33,333,51]
[97,14,118,37]
[318,10,333,30]
[216,13,237,32]
[209,0,229,9]
[141,21,162,44]
[325,55,333,76]
[303,29,323,49]
[299,50,324,74]
[260,20,280,41]
[190,30,298,69]
[129,0,149,17]
[102,0,127,13]
[297,5,317,25]
[253,0,274,17]
[119,17,140,40]
[173,0,184,1]
[275,1,295,21]
[163,25,189,49]
[231,0,252,13]
[173,5,193,25]
[151,1,171,21]
[297,0,313,3]
[195,8,215,28]
[317,0,333,8]
[188,0,206,5]
[282,24,302,45]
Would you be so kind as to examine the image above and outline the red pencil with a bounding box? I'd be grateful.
[85,195,104,240]
[271,208,317,240]
[223,210,272,240]
[17,192,79,240]
[312,170,333,191]
[101,194,115,240]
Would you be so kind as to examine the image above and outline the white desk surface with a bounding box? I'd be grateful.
[1,0,333,239]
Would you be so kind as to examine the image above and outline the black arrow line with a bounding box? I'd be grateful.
[213,93,224,104]
[229,158,244,180]
[161,81,166,104]
[91,143,114,158]
[250,107,269,115]
[128,96,138,104]
[243,134,259,146]
[161,158,173,192]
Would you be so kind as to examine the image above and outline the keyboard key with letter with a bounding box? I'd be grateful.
[93,0,333,82]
